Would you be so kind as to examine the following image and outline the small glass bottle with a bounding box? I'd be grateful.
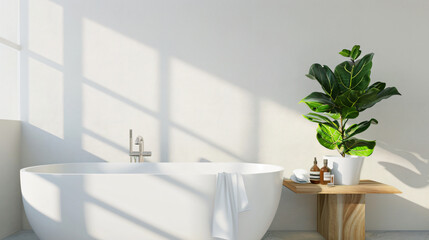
[320,159,331,185]
[310,157,320,184]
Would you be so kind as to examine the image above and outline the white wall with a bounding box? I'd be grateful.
[0,0,20,120]
[0,120,21,238]
[0,0,21,237]
[19,0,429,231]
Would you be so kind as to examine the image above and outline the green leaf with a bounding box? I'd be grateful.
[343,138,376,156]
[335,90,361,108]
[339,49,351,57]
[358,87,401,110]
[305,74,316,80]
[341,106,359,119]
[300,92,334,112]
[367,81,386,92]
[334,53,374,92]
[316,124,343,150]
[325,112,341,120]
[345,118,378,139]
[307,64,340,99]
[355,50,362,59]
[350,45,361,60]
[303,113,339,129]
[356,88,380,109]
[351,45,360,53]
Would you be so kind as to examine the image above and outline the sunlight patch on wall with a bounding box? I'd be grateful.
[82,84,160,162]
[0,44,19,120]
[170,57,254,160]
[28,58,64,139]
[28,0,63,64]
[258,97,324,174]
[82,18,159,113]
[81,133,125,163]
[169,127,241,162]
[0,0,19,44]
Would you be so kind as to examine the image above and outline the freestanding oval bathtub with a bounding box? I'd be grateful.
[21,162,283,240]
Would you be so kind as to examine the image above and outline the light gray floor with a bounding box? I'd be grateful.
[4,230,429,240]
[265,231,429,240]
[3,231,37,240]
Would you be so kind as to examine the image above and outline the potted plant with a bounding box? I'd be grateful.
[300,45,401,185]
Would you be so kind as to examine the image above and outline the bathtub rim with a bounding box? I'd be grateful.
[20,162,284,176]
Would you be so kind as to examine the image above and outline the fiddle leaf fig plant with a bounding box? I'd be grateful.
[300,45,401,157]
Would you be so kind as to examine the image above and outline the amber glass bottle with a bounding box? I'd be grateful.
[310,157,320,184]
[320,159,331,185]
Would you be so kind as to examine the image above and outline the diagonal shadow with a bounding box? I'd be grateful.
[83,77,248,162]
[86,195,184,240]
[83,127,129,154]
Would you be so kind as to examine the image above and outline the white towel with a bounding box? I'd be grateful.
[290,169,310,183]
[212,172,250,240]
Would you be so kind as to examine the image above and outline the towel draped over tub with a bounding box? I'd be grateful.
[212,172,250,240]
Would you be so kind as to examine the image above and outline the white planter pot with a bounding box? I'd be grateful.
[324,155,364,185]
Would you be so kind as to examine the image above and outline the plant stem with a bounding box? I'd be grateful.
[338,116,346,157]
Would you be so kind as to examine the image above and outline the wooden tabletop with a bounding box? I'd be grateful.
[283,179,401,194]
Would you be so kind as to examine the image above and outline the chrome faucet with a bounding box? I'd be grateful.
[129,129,152,162]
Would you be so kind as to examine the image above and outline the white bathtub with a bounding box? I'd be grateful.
[21,162,283,240]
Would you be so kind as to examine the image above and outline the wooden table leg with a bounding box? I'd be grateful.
[317,194,365,240]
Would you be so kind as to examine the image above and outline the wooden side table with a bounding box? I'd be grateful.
[283,179,401,240]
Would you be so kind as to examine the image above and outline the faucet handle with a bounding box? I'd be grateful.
[134,136,143,145]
